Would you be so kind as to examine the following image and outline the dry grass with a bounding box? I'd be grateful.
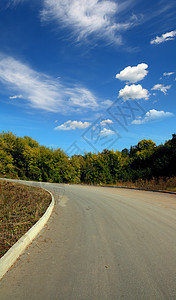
[0,181,51,258]
[115,177,176,192]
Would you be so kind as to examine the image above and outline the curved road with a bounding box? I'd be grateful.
[0,183,176,299]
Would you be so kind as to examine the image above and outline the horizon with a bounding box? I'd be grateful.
[1,131,175,156]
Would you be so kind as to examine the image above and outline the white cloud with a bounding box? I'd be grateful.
[150,30,176,44]
[132,109,173,125]
[118,84,149,101]
[6,0,27,7]
[151,84,171,94]
[163,72,174,76]
[40,0,140,45]
[101,99,113,107]
[54,120,91,130]
[9,95,22,99]
[100,119,113,126]
[116,63,148,83]
[99,127,115,136]
[0,54,98,112]
[65,87,98,108]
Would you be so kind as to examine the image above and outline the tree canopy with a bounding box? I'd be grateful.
[0,131,176,184]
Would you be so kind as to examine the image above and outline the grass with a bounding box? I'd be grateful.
[114,176,176,192]
[93,176,176,192]
[0,180,51,258]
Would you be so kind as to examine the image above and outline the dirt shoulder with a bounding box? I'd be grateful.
[0,180,51,258]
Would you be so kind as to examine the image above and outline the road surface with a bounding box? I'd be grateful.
[0,183,176,299]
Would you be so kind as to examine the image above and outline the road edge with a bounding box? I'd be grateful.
[0,188,55,281]
[98,185,176,195]
[77,184,176,195]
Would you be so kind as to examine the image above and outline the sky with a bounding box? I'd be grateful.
[0,0,176,156]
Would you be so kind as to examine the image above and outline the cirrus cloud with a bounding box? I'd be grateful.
[9,94,22,99]
[101,99,113,107]
[65,87,98,108]
[150,30,176,44]
[116,63,148,83]
[0,54,98,112]
[132,109,173,125]
[7,0,26,5]
[118,84,149,101]
[151,84,171,95]
[40,0,141,45]
[163,72,174,76]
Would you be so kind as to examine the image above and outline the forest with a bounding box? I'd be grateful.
[0,131,176,187]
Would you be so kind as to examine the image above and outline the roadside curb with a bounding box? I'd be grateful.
[0,187,55,280]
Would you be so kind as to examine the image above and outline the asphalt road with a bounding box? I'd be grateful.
[0,183,176,300]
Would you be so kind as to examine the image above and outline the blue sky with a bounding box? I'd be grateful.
[0,0,176,155]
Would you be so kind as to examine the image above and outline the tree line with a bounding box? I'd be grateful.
[0,131,176,184]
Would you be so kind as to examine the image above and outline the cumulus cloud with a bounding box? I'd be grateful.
[118,84,149,101]
[150,30,176,44]
[100,119,113,126]
[132,109,173,125]
[0,54,98,112]
[99,128,115,136]
[40,0,140,45]
[163,72,174,76]
[151,84,171,94]
[116,63,148,83]
[9,95,22,99]
[54,120,91,130]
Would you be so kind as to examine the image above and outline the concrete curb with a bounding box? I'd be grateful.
[0,187,55,280]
